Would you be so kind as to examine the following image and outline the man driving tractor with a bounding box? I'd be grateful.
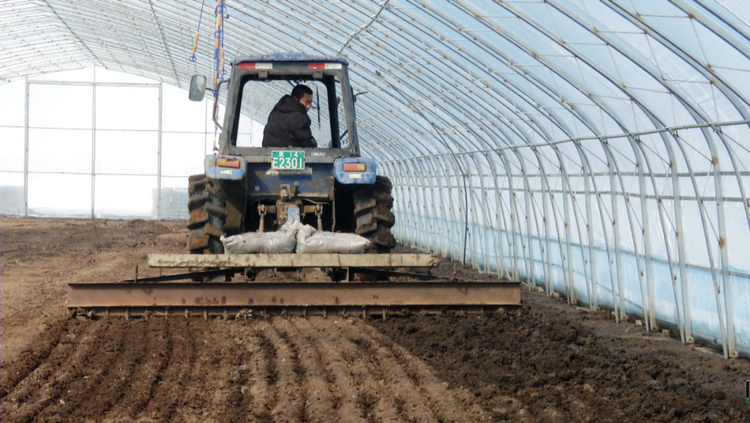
[262,84,318,148]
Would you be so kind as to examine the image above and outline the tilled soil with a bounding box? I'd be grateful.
[373,304,750,423]
[1,316,483,423]
[2,218,750,422]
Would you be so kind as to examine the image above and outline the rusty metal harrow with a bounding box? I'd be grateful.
[67,254,521,318]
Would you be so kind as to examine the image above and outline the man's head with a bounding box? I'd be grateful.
[291,84,314,111]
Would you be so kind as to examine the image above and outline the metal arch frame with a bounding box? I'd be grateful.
[452,0,750,354]
[599,1,743,357]
[358,103,467,259]
[673,0,750,61]
[37,1,185,80]
[402,1,603,295]
[532,0,701,330]
[605,0,750,110]
[433,0,645,312]
[476,0,693,328]
[414,1,680,332]
[412,1,636,300]
[490,0,744,347]
[692,0,750,52]
[388,0,628,304]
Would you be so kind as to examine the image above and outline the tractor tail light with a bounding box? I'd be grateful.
[217,158,241,168]
[343,163,366,172]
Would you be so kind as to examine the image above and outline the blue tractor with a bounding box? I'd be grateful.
[187,54,395,259]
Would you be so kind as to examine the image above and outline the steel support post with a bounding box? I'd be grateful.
[540,166,553,294]
[571,179,592,308]
[495,169,509,280]
[528,168,546,291]
[631,143,656,330]
[635,138,683,335]
[581,147,617,314]
[156,82,163,220]
[671,133,728,357]
[23,77,29,217]
[522,159,535,286]
[91,82,96,219]
[660,131,689,342]
[414,158,434,253]
[709,133,737,358]
[604,145,625,321]
[562,161,575,305]
[506,159,520,281]
[437,157,452,258]
[543,154,570,299]
[712,129,749,357]
[581,147,598,309]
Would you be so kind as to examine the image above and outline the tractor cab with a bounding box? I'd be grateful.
[192,53,360,157]
[187,53,383,240]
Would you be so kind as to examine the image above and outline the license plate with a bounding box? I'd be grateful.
[271,151,305,170]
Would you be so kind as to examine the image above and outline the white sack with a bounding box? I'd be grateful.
[295,224,370,254]
[221,221,301,254]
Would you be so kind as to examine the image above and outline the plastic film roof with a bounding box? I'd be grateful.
[4,1,750,157]
[3,1,750,358]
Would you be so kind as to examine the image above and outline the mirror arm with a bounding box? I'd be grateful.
[211,78,229,131]
[212,95,223,131]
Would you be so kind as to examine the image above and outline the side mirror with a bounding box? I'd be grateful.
[188,75,207,101]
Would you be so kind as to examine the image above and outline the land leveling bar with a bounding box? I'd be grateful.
[148,253,441,268]
[67,281,521,314]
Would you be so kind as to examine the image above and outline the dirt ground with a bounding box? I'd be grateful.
[1,217,749,422]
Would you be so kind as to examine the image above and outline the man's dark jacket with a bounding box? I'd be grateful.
[262,95,317,148]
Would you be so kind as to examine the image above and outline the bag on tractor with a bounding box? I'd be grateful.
[295,224,370,254]
[220,221,301,254]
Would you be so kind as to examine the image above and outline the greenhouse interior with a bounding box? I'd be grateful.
[2,1,750,421]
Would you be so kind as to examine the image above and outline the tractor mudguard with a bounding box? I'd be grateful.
[334,157,377,184]
[205,155,247,180]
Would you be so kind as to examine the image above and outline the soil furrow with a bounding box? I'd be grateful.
[224,322,254,423]
[353,320,476,423]
[67,321,146,420]
[308,317,402,423]
[294,317,368,423]
[201,320,249,422]
[0,317,69,399]
[34,319,128,422]
[273,317,336,423]
[101,319,171,420]
[237,320,274,422]
[2,321,88,412]
[138,318,195,422]
[168,318,218,421]
[257,318,303,423]
[336,319,439,423]
[2,320,103,423]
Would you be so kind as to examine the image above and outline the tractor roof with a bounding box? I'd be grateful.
[233,53,348,66]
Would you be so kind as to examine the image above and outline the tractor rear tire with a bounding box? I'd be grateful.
[187,174,226,255]
[353,175,396,253]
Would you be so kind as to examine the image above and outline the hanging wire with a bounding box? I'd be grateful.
[213,0,226,96]
[189,0,207,62]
